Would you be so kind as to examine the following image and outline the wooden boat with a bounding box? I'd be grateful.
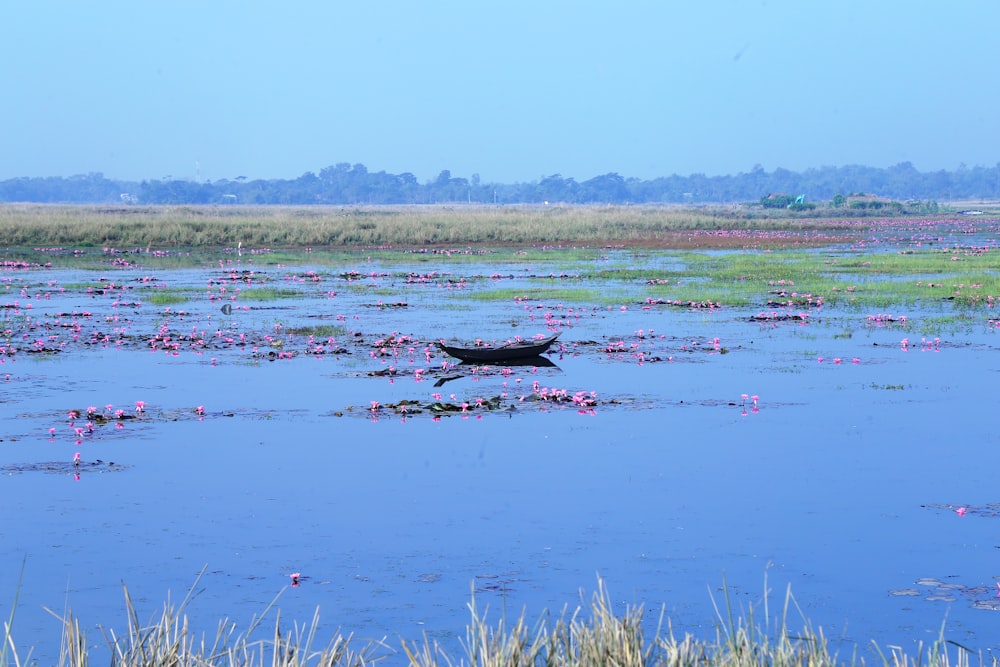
[436,333,560,363]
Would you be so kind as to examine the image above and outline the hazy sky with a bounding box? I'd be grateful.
[2,2,998,183]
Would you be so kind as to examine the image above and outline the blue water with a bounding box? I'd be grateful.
[2,245,1000,663]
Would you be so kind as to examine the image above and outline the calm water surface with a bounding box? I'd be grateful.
[2,244,999,663]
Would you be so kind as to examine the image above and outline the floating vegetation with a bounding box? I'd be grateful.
[0,459,128,475]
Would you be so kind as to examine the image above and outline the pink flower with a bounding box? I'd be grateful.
[955,507,967,517]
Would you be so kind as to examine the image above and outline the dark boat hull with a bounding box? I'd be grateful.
[436,333,560,363]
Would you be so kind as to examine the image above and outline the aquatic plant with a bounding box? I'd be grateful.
[239,287,304,301]
[0,203,945,250]
[10,576,972,667]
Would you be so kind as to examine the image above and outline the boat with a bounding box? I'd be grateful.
[436,333,560,363]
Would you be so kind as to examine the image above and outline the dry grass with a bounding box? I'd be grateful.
[0,204,868,249]
[3,571,993,667]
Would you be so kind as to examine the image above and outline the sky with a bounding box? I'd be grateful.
[2,1,998,184]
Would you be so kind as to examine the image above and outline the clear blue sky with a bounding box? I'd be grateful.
[2,1,998,184]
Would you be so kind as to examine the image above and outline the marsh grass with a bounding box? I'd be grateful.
[3,575,991,667]
[465,286,613,304]
[283,324,348,338]
[5,205,1000,313]
[1,558,29,667]
[143,289,193,305]
[602,249,1000,310]
[0,204,866,249]
[239,287,304,301]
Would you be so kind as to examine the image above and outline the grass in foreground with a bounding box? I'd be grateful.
[3,576,991,667]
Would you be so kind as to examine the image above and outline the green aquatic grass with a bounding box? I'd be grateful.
[466,286,619,305]
[239,287,304,301]
[61,281,111,291]
[144,291,192,305]
[574,247,1000,312]
[282,324,348,338]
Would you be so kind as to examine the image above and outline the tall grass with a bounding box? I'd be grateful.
[0,204,871,249]
[3,575,991,667]
[1,558,29,667]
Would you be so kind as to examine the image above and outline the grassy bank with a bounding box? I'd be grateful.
[0,204,872,249]
[3,578,985,667]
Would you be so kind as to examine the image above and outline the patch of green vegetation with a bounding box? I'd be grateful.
[580,247,1000,312]
[239,287,303,301]
[913,313,980,335]
[584,267,684,282]
[145,291,191,305]
[465,286,618,304]
[369,287,404,297]
[282,324,348,338]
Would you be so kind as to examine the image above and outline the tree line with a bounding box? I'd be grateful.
[1,161,997,206]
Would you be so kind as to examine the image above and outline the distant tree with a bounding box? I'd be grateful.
[761,193,794,208]
[5,161,1000,206]
[580,172,628,203]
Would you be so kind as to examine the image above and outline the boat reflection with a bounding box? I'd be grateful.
[433,356,560,387]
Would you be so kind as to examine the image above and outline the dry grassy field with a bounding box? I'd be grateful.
[0,203,879,249]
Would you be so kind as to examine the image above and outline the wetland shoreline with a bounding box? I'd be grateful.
[3,208,1000,667]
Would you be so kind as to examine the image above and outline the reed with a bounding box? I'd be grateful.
[1,576,990,667]
[1,558,29,667]
[0,204,870,249]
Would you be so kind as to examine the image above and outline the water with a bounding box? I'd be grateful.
[2,244,999,663]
